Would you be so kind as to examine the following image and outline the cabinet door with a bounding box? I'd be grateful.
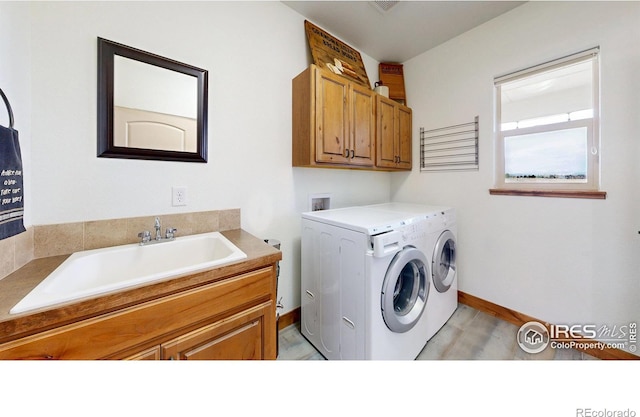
[315,69,350,164]
[161,302,272,360]
[396,105,412,169]
[349,83,375,166]
[376,96,398,169]
[376,95,412,170]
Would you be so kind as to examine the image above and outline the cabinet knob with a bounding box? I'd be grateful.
[350,150,355,159]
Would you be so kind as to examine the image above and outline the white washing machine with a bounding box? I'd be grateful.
[301,205,437,360]
[366,203,458,341]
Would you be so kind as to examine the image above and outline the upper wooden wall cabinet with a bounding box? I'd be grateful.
[292,65,412,171]
[376,95,412,170]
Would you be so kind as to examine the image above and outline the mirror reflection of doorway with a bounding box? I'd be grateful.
[113,55,198,152]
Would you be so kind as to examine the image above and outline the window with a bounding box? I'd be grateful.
[492,48,604,198]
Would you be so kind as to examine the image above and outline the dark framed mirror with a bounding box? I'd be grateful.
[97,38,208,162]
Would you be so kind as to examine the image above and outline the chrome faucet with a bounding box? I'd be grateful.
[137,230,151,245]
[137,217,177,245]
[154,217,162,241]
[165,227,177,239]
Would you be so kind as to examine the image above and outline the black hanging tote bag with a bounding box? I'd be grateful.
[0,88,26,240]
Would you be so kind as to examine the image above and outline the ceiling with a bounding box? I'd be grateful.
[283,1,525,63]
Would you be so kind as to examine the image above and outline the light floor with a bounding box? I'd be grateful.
[277,304,596,360]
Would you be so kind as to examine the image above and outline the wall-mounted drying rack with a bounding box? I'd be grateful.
[420,116,479,172]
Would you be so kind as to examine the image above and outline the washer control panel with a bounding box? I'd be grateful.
[370,220,428,257]
[398,220,427,242]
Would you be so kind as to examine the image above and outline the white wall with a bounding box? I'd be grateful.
[3,1,390,314]
[395,2,640,334]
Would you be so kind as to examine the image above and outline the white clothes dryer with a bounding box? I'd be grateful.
[423,208,458,340]
[301,206,434,360]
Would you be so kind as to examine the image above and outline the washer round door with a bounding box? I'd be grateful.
[381,247,430,333]
[432,230,456,293]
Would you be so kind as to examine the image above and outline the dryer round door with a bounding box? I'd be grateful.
[381,247,430,333]
[432,230,456,293]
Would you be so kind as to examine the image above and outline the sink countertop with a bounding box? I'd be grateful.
[0,229,282,344]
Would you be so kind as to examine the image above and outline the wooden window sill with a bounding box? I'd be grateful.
[489,189,607,199]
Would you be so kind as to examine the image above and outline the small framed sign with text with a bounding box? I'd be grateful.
[304,20,371,88]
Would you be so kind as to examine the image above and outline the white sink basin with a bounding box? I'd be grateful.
[10,232,247,315]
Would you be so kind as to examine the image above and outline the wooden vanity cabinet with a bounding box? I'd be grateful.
[376,95,412,170]
[0,266,277,360]
[293,64,375,168]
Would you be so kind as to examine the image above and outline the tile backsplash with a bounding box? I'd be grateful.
[0,209,240,280]
[0,227,34,280]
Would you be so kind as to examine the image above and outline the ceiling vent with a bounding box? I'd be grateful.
[370,1,400,14]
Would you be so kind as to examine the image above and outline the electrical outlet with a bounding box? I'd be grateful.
[172,186,187,206]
